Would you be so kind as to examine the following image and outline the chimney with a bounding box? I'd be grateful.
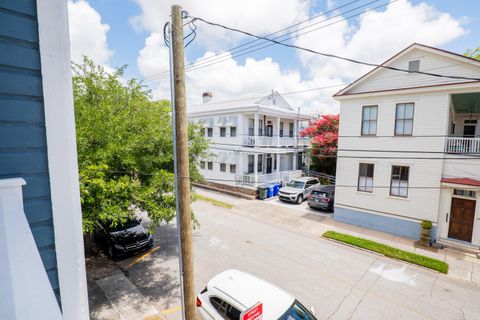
[202,91,213,103]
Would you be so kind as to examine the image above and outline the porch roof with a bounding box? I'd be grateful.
[441,177,480,187]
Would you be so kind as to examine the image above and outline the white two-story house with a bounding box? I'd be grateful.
[334,43,480,249]
[188,91,311,188]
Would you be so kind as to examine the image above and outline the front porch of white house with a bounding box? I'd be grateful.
[242,111,310,147]
[445,92,480,154]
[235,150,305,185]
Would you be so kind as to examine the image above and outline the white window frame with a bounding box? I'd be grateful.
[361,105,378,136]
[358,163,374,193]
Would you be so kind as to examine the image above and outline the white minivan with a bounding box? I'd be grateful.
[196,269,317,320]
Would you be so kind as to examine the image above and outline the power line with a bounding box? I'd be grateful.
[146,0,396,81]
[78,168,480,190]
[143,0,366,80]
[189,14,480,82]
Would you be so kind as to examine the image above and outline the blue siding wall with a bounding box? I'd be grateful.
[334,206,437,240]
[0,1,60,301]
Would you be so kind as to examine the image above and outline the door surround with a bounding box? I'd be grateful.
[448,196,476,243]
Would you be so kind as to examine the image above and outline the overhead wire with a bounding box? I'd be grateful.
[143,0,366,80]
[188,12,480,82]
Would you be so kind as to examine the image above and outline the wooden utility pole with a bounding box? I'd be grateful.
[171,4,196,320]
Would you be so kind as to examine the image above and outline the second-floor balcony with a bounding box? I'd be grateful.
[243,136,310,147]
[445,137,480,154]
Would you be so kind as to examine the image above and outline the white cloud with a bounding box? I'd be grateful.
[68,0,113,65]
[131,0,309,50]
[296,0,467,83]
[136,0,467,114]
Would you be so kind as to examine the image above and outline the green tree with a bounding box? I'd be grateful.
[73,58,208,233]
[465,47,480,60]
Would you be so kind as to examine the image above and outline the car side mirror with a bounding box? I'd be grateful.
[310,306,316,315]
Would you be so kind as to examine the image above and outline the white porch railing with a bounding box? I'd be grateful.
[445,137,480,154]
[243,136,310,147]
[0,178,62,320]
[235,170,303,185]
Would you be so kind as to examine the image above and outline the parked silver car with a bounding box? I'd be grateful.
[278,177,320,204]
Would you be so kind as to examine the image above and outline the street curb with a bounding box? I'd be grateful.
[321,235,446,275]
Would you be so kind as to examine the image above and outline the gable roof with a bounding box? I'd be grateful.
[334,43,480,98]
[187,91,311,120]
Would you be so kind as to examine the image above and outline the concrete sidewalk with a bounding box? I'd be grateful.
[195,187,480,285]
[95,273,160,320]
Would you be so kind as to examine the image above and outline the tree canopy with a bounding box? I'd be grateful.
[465,47,480,60]
[300,114,339,174]
[73,58,208,233]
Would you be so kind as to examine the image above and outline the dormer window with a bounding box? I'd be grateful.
[408,60,420,72]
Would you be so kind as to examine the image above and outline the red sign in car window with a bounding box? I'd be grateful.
[241,302,263,320]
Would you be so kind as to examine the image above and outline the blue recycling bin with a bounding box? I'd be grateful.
[267,185,274,198]
[273,183,280,196]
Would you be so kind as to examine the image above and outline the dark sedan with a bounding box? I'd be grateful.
[94,218,153,258]
[307,185,335,211]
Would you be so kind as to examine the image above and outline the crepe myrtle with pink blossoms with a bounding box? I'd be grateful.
[300,114,339,174]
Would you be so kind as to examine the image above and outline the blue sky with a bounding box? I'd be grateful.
[68,0,480,113]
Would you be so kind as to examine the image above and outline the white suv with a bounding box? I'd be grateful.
[196,269,317,320]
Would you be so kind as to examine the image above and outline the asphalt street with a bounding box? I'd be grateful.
[109,197,480,320]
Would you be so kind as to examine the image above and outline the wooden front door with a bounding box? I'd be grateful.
[448,197,476,242]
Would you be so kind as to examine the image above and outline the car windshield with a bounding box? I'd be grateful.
[286,180,305,189]
[104,219,139,232]
[278,300,317,320]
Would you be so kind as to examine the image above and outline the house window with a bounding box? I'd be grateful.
[257,154,263,172]
[357,163,374,192]
[220,127,226,137]
[207,127,213,137]
[230,126,237,137]
[207,161,213,170]
[390,165,409,197]
[200,161,205,169]
[361,105,378,136]
[248,119,254,136]
[279,122,284,137]
[258,119,264,136]
[395,103,414,136]
[220,163,226,172]
[453,189,476,198]
[289,123,294,137]
[230,164,236,173]
[247,155,254,173]
[408,60,420,72]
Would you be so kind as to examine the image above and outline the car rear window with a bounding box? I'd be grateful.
[311,191,328,197]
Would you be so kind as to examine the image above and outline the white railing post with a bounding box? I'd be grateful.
[0,178,62,320]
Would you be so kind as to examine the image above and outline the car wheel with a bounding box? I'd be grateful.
[296,194,303,204]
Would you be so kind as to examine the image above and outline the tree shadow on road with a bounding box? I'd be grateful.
[125,223,182,310]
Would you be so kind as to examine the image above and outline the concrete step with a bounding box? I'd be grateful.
[437,238,480,257]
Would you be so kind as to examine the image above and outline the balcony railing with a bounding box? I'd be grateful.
[243,136,310,147]
[445,137,480,154]
[235,170,303,185]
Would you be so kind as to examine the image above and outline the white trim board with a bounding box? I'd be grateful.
[37,1,90,319]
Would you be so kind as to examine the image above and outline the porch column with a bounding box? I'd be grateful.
[254,153,258,184]
[254,112,259,146]
[292,152,297,170]
[276,153,280,174]
[276,116,281,147]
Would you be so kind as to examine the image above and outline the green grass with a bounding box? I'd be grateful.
[322,230,449,274]
[196,194,234,209]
